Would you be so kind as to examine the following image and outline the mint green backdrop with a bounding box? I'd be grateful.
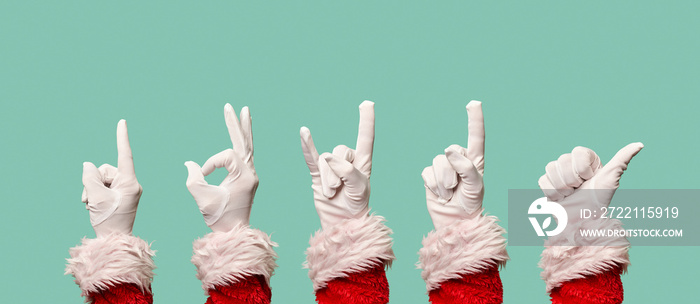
[1,1,697,303]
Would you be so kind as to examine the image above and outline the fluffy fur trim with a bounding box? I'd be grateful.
[65,233,155,298]
[304,214,395,291]
[192,225,278,293]
[417,214,509,292]
[540,219,630,292]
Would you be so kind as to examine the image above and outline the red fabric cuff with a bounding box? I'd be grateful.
[428,265,503,304]
[205,275,272,304]
[88,283,153,304]
[550,267,623,304]
[315,264,389,304]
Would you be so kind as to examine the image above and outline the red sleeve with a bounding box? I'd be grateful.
[549,267,623,304]
[315,264,389,304]
[84,276,273,304]
[204,275,272,304]
[87,283,153,304]
[427,265,503,304]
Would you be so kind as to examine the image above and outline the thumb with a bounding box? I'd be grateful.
[83,162,108,198]
[598,142,644,187]
[318,156,341,198]
[445,145,484,215]
[322,153,368,201]
[185,161,208,190]
[445,144,481,189]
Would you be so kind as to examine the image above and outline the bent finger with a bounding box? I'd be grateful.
[539,174,564,202]
[555,153,583,188]
[545,160,574,196]
[333,145,356,163]
[432,154,455,201]
[572,146,601,181]
[445,145,481,189]
[202,149,242,177]
[421,166,439,198]
[98,164,118,186]
[323,153,368,196]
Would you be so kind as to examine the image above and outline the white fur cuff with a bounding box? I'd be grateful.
[191,225,278,292]
[417,214,509,291]
[540,220,630,292]
[304,214,395,291]
[65,233,156,297]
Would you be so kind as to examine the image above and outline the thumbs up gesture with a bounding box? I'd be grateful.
[537,143,642,294]
[538,143,644,231]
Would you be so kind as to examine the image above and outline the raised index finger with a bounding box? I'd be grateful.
[465,100,485,175]
[116,119,135,176]
[355,100,375,176]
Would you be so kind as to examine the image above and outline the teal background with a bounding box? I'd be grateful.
[1,1,698,303]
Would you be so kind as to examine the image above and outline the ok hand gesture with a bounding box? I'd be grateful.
[185,104,258,232]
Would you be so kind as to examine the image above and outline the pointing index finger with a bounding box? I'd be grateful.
[116,119,136,176]
[466,100,485,175]
[355,100,375,176]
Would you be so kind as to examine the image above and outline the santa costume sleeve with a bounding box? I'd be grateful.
[65,233,156,304]
[417,214,509,304]
[539,220,630,304]
[304,214,396,304]
[191,225,278,304]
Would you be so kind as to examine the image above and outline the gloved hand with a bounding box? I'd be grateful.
[81,120,143,237]
[300,100,374,229]
[538,143,644,231]
[417,101,508,295]
[421,100,485,230]
[185,104,258,233]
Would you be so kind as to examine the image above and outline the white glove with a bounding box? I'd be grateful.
[185,104,258,233]
[421,101,485,230]
[300,100,375,229]
[417,101,508,290]
[538,143,644,239]
[81,120,143,237]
